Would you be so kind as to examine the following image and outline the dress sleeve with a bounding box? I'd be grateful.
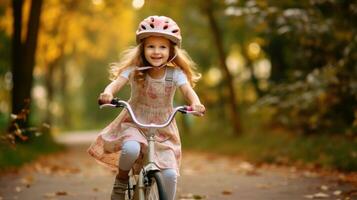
[174,68,188,87]
[120,67,135,80]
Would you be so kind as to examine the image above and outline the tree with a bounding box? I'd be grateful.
[203,0,242,135]
[234,0,357,134]
[11,0,43,116]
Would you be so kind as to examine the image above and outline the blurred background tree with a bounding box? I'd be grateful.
[0,0,356,135]
[234,0,357,135]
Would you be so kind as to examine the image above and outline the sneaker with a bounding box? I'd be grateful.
[111,178,128,200]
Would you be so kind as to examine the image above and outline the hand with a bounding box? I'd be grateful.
[191,104,206,116]
[98,92,114,105]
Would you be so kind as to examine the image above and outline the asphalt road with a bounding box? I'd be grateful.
[0,131,356,200]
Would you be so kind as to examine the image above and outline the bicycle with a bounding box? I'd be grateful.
[100,98,201,200]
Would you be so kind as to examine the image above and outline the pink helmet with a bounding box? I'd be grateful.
[136,16,182,46]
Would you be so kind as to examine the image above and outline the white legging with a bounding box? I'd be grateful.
[119,141,177,200]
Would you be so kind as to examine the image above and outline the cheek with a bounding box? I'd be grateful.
[144,49,151,59]
[163,49,170,59]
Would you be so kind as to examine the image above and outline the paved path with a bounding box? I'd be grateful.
[0,131,356,200]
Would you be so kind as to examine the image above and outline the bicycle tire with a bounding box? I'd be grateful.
[125,173,137,200]
[145,171,167,200]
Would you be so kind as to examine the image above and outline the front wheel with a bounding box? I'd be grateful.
[145,171,167,200]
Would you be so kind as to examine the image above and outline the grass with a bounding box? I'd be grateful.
[0,134,64,172]
[182,130,357,171]
[180,109,357,172]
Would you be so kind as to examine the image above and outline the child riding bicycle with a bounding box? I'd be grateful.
[87,15,205,200]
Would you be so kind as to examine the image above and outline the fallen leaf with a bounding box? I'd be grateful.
[320,185,329,191]
[313,192,329,198]
[304,192,330,199]
[333,190,342,196]
[55,191,67,196]
[192,194,206,199]
[15,186,22,192]
[20,175,34,187]
[239,162,254,171]
[178,193,206,199]
[222,190,232,195]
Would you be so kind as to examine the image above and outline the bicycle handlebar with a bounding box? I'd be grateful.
[99,98,201,129]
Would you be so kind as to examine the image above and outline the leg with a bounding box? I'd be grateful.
[117,140,141,179]
[111,141,141,200]
[160,169,177,200]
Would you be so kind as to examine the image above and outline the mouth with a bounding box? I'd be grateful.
[151,57,163,60]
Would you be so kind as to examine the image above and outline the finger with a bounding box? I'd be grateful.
[196,112,204,117]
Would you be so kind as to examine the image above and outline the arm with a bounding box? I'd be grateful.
[179,83,206,116]
[98,76,128,104]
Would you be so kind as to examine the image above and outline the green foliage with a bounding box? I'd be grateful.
[227,0,357,134]
[255,65,357,134]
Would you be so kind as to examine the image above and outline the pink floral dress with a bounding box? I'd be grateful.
[87,67,186,175]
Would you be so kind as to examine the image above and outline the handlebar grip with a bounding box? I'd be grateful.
[111,98,126,108]
[98,97,121,106]
[111,98,119,105]
[178,106,193,114]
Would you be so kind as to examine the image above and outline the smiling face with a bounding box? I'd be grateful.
[143,36,171,67]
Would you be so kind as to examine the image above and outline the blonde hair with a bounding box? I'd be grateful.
[109,41,201,87]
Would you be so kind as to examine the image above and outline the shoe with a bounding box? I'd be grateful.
[111,178,128,200]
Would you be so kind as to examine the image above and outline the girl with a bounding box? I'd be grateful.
[88,15,205,200]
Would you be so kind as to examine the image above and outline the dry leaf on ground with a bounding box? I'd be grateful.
[179,193,207,199]
[222,190,232,195]
[55,191,67,196]
[20,175,34,187]
[14,186,22,192]
[304,192,330,199]
[320,185,329,191]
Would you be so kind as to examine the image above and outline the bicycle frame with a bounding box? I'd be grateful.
[100,98,199,200]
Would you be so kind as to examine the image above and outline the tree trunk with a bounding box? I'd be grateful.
[11,0,43,115]
[11,0,24,115]
[266,36,286,83]
[204,0,242,135]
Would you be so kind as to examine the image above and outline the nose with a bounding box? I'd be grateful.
[153,47,160,54]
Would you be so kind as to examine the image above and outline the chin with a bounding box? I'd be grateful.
[151,64,163,67]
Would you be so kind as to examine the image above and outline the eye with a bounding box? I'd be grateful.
[146,45,155,48]
[160,45,167,49]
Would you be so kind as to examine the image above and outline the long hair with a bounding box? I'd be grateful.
[109,40,201,87]
[171,46,201,87]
